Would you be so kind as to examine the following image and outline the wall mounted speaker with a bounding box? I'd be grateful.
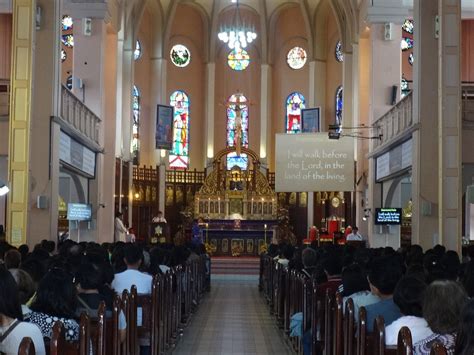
[83,18,92,36]
[391,85,398,105]
[467,185,474,204]
[37,195,49,209]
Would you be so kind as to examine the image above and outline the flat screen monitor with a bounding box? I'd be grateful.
[374,208,402,225]
[67,203,92,221]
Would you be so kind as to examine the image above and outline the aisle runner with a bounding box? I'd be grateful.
[211,256,260,275]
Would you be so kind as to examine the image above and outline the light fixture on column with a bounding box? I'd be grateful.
[362,208,371,221]
[0,180,9,196]
[217,0,257,50]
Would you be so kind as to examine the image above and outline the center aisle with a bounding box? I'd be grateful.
[172,274,295,355]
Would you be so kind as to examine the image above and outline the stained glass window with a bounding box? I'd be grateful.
[132,85,140,165]
[169,91,190,169]
[336,86,343,129]
[335,41,344,62]
[62,15,73,31]
[402,19,414,34]
[227,48,250,71]
[134,40,142,60]
[61,34,74,48]
[286,47,307,69]
[170,44,191,67]
[61,49,67,62]
[66,75,73,90]
[401,37,414,51]
[409,53,414,66]
[401,77,410,98]
[226,94,249,170]
[286,92,305,134]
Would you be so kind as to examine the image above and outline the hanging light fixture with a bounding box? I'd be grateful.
[218,0,257,50]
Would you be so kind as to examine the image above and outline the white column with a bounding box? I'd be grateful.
[121,48,133,162]
[260,64,271,163]
[438,0,461,252]
[159,165,166,213]
[150,58,167,166]
[204,63,215,165]
[411,0,439,249]
[115,37,124,157]
[308,60,327,130]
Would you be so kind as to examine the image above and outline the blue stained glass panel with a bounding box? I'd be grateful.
[336,86,343,129]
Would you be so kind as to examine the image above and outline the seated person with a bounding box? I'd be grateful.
[413,280,468,354]
[385,275,431,345]
[75,261,126,341]
[111,244,152,295]
[24,268,79,341]
[277,244,294,269]
[341,264,380,322]
[365,256,403,331]
[9,268,36,315]
[0,266,45,355]
[316,255,342,297]
[454,299,474,355]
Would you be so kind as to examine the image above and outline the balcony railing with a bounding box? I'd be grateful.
[60,85,101,144]
[373,91,413,150]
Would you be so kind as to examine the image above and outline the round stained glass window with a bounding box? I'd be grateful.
[286,47,307,69]
[62,15,73,31]
[61,49,67,62]
[134,40,142,61]
[170,44,191,67]
[335,41,344,62]
[409,53,414,66]
[227,48,250,71]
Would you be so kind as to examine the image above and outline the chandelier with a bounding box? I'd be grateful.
[218,0,257,50]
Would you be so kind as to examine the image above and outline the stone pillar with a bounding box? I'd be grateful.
[204,63,215,165]
[260,64,271,163]
[411,0,439,249]
[438,0,461,252]
[308,60,327,129]
[150,57,167,166]
[367,23,402,248]
[26,0,62,246]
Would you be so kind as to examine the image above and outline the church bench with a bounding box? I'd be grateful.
[310,280,326,355]
[18,337,35,355]
[343,298,356,355]
[47,313,90,355]
[88,301,106,355]
[430,343,448,355]
[397,326,413,354]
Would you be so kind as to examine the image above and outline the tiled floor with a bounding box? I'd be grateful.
[172,274,295,355]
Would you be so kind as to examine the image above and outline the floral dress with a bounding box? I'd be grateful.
[24,311,79,341]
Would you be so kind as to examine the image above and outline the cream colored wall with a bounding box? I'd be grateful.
[324,12,342,130]
[0,121,8,155]
[269,5,309,170]
[0,14,11,79]
[134,9,153,166]
[166,4,206,170]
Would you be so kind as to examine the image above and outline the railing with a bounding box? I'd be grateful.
[60,85,101,144]
[0,79,10,118]
[373,91,413,150]
[462,84,474,129]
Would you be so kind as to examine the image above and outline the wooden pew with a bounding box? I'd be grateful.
[397,327,412,355]
[310,279,326,355]
[121,290,131,355]
[49,313,89,355]
[18,337,35,355]
[323,291,335,355]
[430,343,448,355]
[343,298,355,355]
[89,301,106,355]
[357,306,370,355]
[373,316,397,355]
[333,293,344,355]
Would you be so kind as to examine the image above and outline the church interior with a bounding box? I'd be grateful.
[1,0,474,354]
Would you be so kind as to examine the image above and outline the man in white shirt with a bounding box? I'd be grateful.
[152,210,167,224]
[346,226,363,241]
[112,244,152,294]
[114,212,128,243]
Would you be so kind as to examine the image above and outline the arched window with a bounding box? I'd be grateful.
[132,85,140,165]
[169,91,190,169]
[286,92,305,134]
[335,86,343,128]
[134,40,142,60]
[226,94,249,170]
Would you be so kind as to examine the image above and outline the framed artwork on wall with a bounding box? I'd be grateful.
[155,104,173,150]
[301,107,321,133]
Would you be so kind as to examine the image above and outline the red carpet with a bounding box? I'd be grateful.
[211,256,260,275]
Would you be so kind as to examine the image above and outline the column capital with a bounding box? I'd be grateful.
[63,0,109,20]
[365,0,410,24]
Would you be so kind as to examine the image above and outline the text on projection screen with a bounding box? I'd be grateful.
[275,133,354,192]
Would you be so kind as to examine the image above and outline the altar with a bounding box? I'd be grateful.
[194,147,278,256]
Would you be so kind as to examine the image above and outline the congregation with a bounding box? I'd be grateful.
[0,233,209,354]
[261,242,474,355]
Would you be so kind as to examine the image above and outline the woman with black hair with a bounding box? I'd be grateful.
[454,300,474,355]
[385,275,431,345]
[0,266,45,354]
[24,268,80,341]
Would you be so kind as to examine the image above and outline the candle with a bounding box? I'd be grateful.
[264,224,267,245]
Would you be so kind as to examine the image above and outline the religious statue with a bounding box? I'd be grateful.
[234,104,243,156]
